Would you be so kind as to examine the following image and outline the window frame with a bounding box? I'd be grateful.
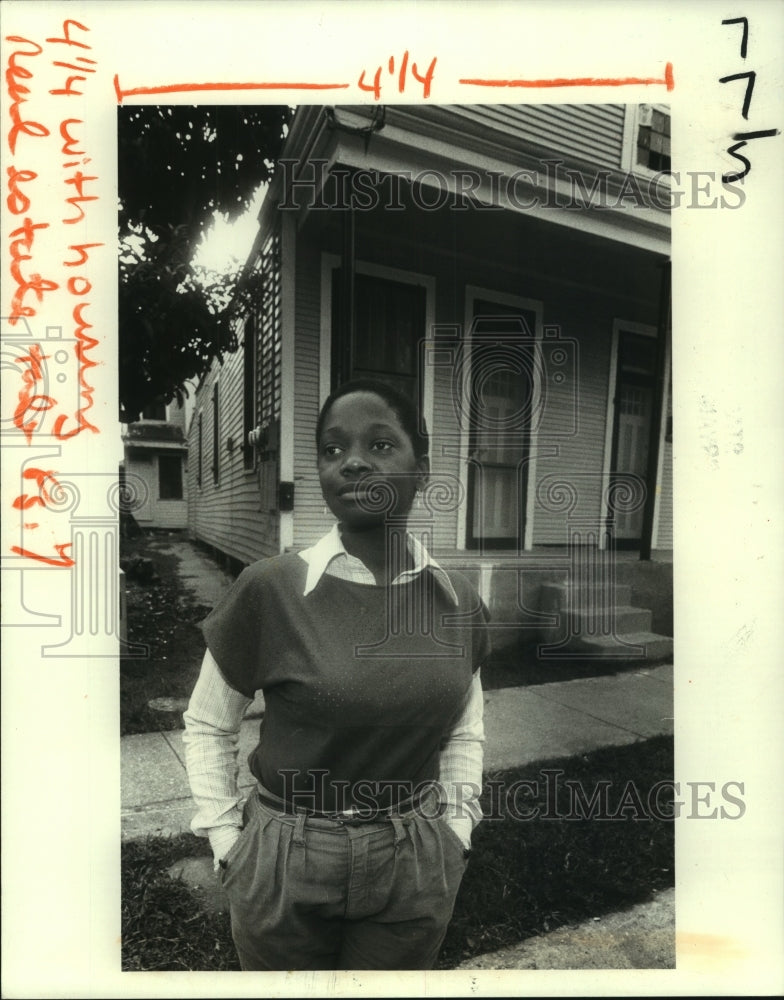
[330,268,424,409]
[196,412,203,488]
[211,382,220,486]
[242,313,257,472]
[621,104,672,181]
[158,453,183,501]
[141,401,167,421]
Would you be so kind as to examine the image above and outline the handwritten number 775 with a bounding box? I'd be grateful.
[719,17,780,184]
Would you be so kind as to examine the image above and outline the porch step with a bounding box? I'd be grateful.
[539,581,634,610]
[536,582,672,663]
[537,627,673,661]
[568,630,673,661]
[568,605,653,635]
[431,554,673,658]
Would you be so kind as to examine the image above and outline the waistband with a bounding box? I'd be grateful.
[256,782,434,826]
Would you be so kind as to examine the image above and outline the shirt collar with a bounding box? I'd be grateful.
[299,523,459,605]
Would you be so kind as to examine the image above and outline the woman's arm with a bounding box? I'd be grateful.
[438,670,485,850]
[182,649,252,866]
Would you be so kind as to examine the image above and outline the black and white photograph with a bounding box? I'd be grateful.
[118,101,676,973]
[2,2,782,997]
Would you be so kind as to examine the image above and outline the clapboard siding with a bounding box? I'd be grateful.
[450,104,627,169]
[429,365,462,551]
[128,455,156,523]
[293,238,333,548]
[153,494,189,530]
[532,309,613,543]
[187,228,284,567]
[657,442,673,548]
[655,380,673,548]
[187,324,278,567]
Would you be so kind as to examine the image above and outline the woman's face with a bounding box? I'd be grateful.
[317,391,429,528]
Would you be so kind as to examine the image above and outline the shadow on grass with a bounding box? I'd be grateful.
[437,734,674,968]
[121,834,239,972]
[121,532,212,736]
[121,735,673,971]
[481,640,671,690]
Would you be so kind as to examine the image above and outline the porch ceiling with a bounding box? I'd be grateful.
[306,175,667,309]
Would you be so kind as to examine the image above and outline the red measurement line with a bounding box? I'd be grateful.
[460,62,674,91]
[114,75,351,103]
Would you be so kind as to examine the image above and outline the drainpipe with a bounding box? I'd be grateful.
[639,259,671,561]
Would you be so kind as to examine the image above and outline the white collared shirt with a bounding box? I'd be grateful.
[300,523,460,605]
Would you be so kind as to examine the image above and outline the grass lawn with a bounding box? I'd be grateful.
[122,833,236,972]
[122,735,674,971]
[121,532,215,735]
[440,734,674,968]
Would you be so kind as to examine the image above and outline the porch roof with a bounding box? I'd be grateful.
[252,105,671,260]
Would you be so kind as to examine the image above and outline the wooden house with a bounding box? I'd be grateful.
[122,397,189,530]
[187,103,673,658]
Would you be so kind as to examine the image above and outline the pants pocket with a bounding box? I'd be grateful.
[437,815,470,864]
[219,794,269,892]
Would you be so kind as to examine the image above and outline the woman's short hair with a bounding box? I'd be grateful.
[316,378,429,459]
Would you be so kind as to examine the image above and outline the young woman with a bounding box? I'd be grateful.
[183,378,491,971]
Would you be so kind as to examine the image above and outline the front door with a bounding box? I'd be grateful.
[609,330,657,544]
[466,301,537,550]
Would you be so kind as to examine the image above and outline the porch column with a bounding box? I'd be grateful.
[337,204,355,385]
[640,259,671,560]
[279,212,296,552]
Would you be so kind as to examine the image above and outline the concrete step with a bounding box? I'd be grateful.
[539,581,634,610]
[568,605,653,634]
[430,560,672,658]
[565,631,674,661]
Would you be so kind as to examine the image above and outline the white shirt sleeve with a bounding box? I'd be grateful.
[184,647,485,857]
[438,670,485,851]
[182,649,252,865]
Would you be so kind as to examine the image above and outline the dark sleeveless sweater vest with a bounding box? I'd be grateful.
[201,553,490,812]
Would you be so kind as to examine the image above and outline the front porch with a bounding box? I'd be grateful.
[432,546,673,663]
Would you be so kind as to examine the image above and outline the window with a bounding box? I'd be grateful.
[243,314,256,470]
[141,401,166,421]
[158,454,183,500]
[331,271,424,405]
[212,384,220,485]
[197,413,203,487]
[636,105,670,172]
[256,228,283,436]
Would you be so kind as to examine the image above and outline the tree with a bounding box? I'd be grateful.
[118,105,292,422]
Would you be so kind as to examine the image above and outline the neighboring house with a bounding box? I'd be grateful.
[187,103,674,656]
[122,399,189,530]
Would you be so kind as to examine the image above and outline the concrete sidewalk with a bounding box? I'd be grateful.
[121,662,673,841]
